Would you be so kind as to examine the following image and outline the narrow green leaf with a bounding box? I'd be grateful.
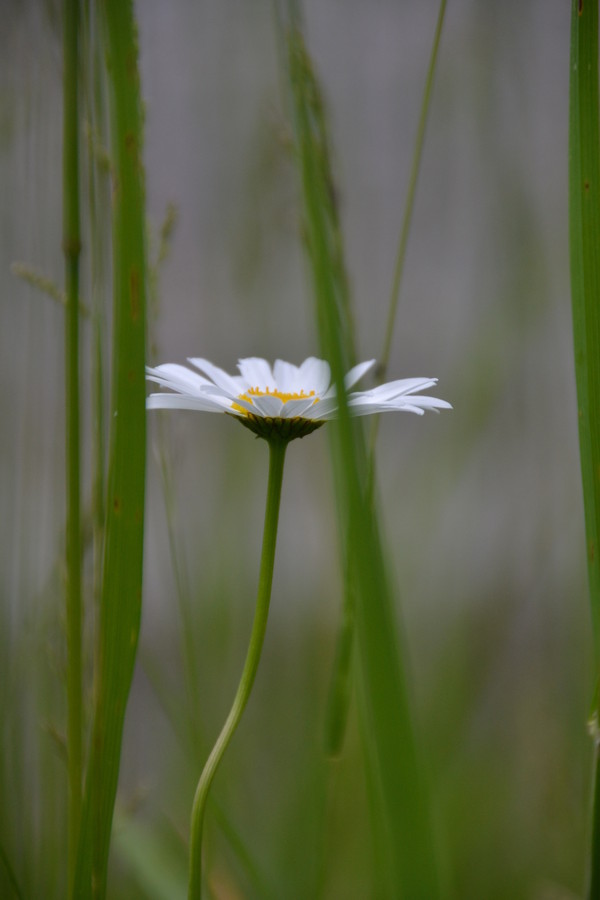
[570,0,600,654]
[569,2,600,897]
[379,0,447,382]
[73,1,147,896]
[285,20,440,898]
[62,0,83,890]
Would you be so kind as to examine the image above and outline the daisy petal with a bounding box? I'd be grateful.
[188,358,244,394]
[298,357,331,396]
[303,396,339,420]
[400,396,452,410]
[201,384,243,403]
[347,399,426,416]
[246,393,284,417]
[238,358,275,390]
[147,392,235,413]
[229,396,255,414]
[359,378,439,401]
[322,359,374,398]
[146,363,212,393]
[279,397,321,418]
[344,359,376,390]
[273,359,301,392]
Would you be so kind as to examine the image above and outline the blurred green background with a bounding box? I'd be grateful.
[0,1,590,897]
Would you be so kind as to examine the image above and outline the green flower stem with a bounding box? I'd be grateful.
[62,0,82,891]
[188,437,288,899]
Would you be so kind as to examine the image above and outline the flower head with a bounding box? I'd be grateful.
[146,356,451,441]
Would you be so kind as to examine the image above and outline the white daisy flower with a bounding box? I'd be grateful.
[146,356,451,440]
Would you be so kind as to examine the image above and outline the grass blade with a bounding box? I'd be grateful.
[379,0,447,382]
[62,0,83,890]
[73,1,147,895]
[285,19,440,898]
[570,0,600,649]
[568,1,600,896]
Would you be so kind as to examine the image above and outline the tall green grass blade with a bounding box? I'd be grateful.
[379,0,447,382]
[82,0,110,623]
[285,20,440,898]
[73,1,147,896]
[62,0,83,891]
[569,2,600,896]
[570,0,600,654]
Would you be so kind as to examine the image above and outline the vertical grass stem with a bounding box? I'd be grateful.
[568,0,600,895]
[62,0,82,890]
[378,0,447,383]
[72,2,147,895]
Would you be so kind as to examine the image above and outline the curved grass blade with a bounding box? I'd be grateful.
[73,2,147,896]
[285,19,440,898]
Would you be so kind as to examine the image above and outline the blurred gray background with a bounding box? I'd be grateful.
[1,2,590,897]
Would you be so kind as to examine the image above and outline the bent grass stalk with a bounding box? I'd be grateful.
[188,438,287,899]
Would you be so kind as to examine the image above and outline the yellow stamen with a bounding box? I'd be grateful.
[232,386,319,416]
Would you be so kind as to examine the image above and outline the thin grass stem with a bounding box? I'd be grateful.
[82,0,108,620]
[62,0,82,890]
[378,0,447,384]
[568,0,600,895]
[188,438,287,899]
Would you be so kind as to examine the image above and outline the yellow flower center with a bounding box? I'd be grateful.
[232,386,318,415]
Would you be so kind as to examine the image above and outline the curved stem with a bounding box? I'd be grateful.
[188,438,288,899]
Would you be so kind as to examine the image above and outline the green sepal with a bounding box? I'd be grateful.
[230,413,325,442]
